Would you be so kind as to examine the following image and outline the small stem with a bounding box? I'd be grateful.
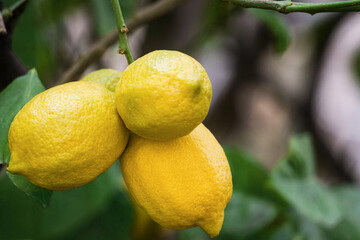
[57,0,190,85]
[110,0,134,64]
[1,0,27,20]
[221,0,360,14]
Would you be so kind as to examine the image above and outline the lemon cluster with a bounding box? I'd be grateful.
[7,50,232,237]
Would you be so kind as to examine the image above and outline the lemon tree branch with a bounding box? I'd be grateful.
[57,0,190,85]
[221,0,360,14]
[110,0,134,65]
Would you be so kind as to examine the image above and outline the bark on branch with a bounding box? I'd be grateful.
[57,0,190,85]
[0,0,28,91]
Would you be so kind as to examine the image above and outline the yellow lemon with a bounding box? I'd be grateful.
[81,68,122,92]
[7,81,129,190]
[116,50,212,141]
[120,124,232,237]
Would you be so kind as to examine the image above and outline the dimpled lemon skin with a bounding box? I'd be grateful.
[7,81,129,191]
[121,124,232,237]
[116,50,212,141]
[81,68,122,92]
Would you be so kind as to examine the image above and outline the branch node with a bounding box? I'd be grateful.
[1,9,12,19]
[57,0,190,85]
[117,47,125,54]
[111,0,134,64]
[121,25,129,33]
[279,2,293,13]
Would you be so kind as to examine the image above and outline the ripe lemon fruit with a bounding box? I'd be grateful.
[81,68,122,92]
[120,124,232,237]
[116,50,212,141]
[7,81,129,190]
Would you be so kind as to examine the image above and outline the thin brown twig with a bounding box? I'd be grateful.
[57,0,190,85]
[0,0,28,90]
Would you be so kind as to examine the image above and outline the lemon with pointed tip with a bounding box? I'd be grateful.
[81,68,122,92]
[120,124,232,237]
[7,81,129,190]
[116,50,212,141]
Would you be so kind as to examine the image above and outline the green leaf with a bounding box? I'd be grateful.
[89,0,136,37]
[0,69,45,164]
[89,0,116,36]
[221,192,277,239]
[7,172,52,207]
[0,69,50,207]
[0,163,121,240]
[268,223,295,240]
[249,9,291,53]
[224,147,269,196]
[224,147,285,206]
[296,216,327,240]
[270,134,342,227]
[324,186,360,240]
[36,0,88,24]
[252,209,327,240]
[274,133,315,179]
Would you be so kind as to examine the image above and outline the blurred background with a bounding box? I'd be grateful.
[1,0,360,239]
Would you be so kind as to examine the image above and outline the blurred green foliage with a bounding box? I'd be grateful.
[1,1,360,240]
[0,163,132,240]
[5,70,360,240]
[2,0,135,85]
[249,9,291,53]
[179,134,360,240]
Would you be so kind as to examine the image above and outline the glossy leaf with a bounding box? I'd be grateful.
[224,147,285,206]
[7,172,52,208]
[89,0,135,37]
[296,215,327,240]
[90,0,116,37]
[271,134,342,227]
[0,69,45,164]
[324,186,360,240]
[274,133,315,179]
[224,147,269,195]
[0,69,51,206]
[221,192,277,239]
[253,202,327,240]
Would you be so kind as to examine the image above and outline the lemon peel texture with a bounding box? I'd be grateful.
[120,124,232,237]
[7,81,129,190]
[116,50,212,141]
